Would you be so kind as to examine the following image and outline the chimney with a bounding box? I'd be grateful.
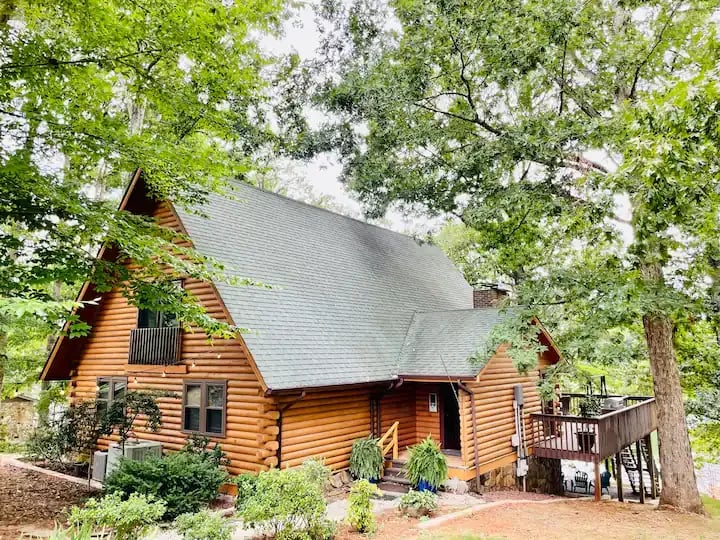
[473,284,509,308]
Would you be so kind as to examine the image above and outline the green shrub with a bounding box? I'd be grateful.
[67,492,166,540]
[26,400,104,466]
[104,452,227,519]
[238,467,334,540]
[234,473,258,511]
[181,434,230,468]
[399,489,438,517]
[46,523,93,540]
[174,509,232,540]
[403,437,448,490]
[301,458,332,491]
[347,479,378,533]
[349,436,383,481]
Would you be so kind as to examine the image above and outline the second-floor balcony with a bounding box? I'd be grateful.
[128,327,182,365]
[529,394,657,463]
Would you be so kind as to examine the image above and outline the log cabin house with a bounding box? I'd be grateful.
[41,170,566,486]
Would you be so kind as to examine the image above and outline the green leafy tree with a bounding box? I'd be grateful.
[100,391,162,451]
[0,0,286,393]
[308,0,720,513]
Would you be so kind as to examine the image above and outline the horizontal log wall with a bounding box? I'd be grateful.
[461,346,553,473]
[69,202,276,475]
[279,387,374,470]
[379,383,417,450]
[415,383,441,443]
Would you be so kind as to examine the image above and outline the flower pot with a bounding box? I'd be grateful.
[368,477,380,484]
[417,479,436,493]
[576,431,596,453]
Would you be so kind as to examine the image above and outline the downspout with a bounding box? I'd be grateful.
[458,381,481,490]
[273,390,306,468]
[372,378,404,436]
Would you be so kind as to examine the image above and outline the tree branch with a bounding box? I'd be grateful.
[628,1,681,101]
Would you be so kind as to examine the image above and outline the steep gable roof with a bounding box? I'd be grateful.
[397,309,505,378]
[175,183,473,390]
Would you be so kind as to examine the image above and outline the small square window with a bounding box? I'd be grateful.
[182,381,226,437]
[96,377,128,413]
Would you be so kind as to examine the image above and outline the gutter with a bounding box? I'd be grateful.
[457,380,481,489]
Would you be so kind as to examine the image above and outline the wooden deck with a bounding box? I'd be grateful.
[529,397,657,463]
[396,449,465,469]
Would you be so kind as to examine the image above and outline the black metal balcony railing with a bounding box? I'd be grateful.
[128,327,182,365]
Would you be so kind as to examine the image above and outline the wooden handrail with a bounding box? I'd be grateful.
[378,421,399,460]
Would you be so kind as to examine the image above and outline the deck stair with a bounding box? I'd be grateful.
[379,458,411,495]
[620,442,660,496]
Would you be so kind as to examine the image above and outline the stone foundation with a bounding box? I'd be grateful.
[525,456,563,495]
[471,462,518,493]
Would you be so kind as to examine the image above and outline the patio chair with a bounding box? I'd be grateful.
[572,471,593,493]
[601,470,611,495]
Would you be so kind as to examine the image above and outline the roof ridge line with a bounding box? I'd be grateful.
[224,180,437,246]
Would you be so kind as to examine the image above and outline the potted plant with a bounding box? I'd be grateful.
[576,396,601,452]
[349,436,383,482]
[403,436,448,492]
[399,489,439,518]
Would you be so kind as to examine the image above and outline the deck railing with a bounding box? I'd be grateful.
[378,421,399,460]
[128,327,182,365]
[530,396,656,462]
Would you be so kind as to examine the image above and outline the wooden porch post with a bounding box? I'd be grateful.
[594,461,601,501]
[636,440,646,504]
[644,434,657,499]
[615,452,624,502]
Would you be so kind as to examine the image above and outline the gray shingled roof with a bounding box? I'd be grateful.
[175,183,507,390]
[397,309,504,378]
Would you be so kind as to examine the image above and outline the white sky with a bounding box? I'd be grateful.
[261,2,446,237]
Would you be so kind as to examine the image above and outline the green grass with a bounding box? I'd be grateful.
[702,495,720,519]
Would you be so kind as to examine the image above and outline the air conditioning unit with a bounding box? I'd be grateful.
[92,451,107,482]
[105,441,163,478]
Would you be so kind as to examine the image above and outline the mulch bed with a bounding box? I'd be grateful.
[0,464,95,539]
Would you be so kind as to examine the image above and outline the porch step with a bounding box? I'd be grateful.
[381,473,412,486]
[377,481,410,495]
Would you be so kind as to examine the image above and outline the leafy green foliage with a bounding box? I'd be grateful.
[349,436,383,481]
[103,452,227,519]
[0,0,286,368]
[399,489,439,516]
[26,400,104,465]
[173,510,232,540]
[347,479,378,533]
[234,473,259,512]
[577,397,602,418]
[100,392,162,449]
[237,467,334,540]
[404,437,448,490]
[181,434,230,468]
[46,523,94,540]
[301,458,332,492]
[67,492,166,540]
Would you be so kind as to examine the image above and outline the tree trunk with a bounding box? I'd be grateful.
[641,262,704,514]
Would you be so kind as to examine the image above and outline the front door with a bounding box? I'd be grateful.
[441,383,461,452]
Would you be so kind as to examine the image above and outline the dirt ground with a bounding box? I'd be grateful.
[0,464,95,539]
[338,499,720,540]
